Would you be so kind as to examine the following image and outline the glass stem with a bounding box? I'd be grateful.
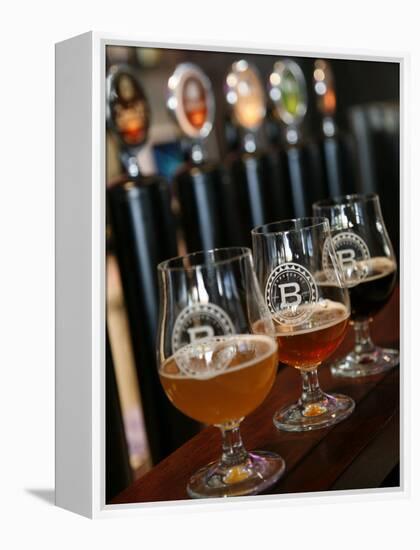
[353,320,375,355]
[219,420,248,467]
[300,368,324,406]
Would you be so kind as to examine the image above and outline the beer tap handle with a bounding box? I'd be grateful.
[106,64,150,179]
[224,60,275,244]
[167,63,215,154]
[313,59,337,136]
[313,59,355,197]
[268,59,308,145]
[268,59,314,216]
[167,63,237,252]
[225,59,266,153]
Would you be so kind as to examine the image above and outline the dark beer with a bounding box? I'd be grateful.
[348,257,397,321]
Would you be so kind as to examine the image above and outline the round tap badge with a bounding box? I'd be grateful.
[171,302,235,353]
[225,60,266,131]
[106,65,150,147]
[313,59,336,117]
[167,63,214,139]
[323,232,371,287]
[269,60,307,127]
[265,263,318,325]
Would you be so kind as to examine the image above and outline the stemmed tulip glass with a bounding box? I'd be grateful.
[157,247,285,498]
[313,193,398,377]
[252,218,354,431]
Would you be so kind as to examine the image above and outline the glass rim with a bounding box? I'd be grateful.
[157,246,252,272]
[251,217,329,237]
[313,192,379,210]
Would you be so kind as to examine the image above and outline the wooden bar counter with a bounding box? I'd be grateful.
[113,287,400,504]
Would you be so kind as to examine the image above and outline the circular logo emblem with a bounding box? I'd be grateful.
[167,63,214,139]
[265,262,318,325]
[225,60,266,131]
[171,303,235,353]
[323,232,370,287]
[107,67,150,148]
[182,76,208,130]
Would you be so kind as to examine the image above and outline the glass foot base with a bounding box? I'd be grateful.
[330,347,399,378]
[186,451,286,498]
[273,392,355,432]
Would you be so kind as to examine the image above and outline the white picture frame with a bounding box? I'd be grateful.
[55,31,408,519]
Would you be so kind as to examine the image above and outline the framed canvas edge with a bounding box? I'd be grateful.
[54,31,409,519]
[98,486,405,519]
[398,50,410,505]
[55,30,95,519]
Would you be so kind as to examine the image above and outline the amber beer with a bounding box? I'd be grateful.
[256,301,349,370]
[347,257,397,321]
[159,335,277,425]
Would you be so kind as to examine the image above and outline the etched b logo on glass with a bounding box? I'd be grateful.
[323,232,370,288]
[265,263,318,325]
[171,302,235,353]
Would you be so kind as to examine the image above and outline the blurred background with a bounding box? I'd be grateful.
[105,45,399,502]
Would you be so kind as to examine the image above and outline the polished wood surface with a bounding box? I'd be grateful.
[112,287,400,504]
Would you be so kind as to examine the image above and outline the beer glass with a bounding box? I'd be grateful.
[157,247,285,498]
[313,193,398,377]
[252,218,354,431]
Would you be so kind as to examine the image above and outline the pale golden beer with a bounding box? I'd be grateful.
[159,334,278,425]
